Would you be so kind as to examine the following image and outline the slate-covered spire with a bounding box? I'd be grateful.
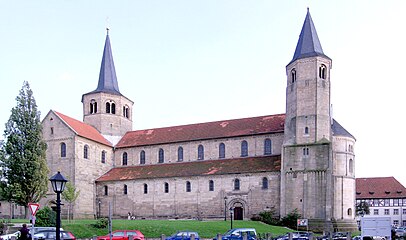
[94,29,121,95]
[289,8,330,64]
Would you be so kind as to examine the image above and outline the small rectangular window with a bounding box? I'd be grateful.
[50,127,54,134]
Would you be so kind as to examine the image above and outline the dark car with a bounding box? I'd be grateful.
[274,232,311,240]
[166,231,200,240]
[214,228,257,240]
[97,230,145,240]
[33,230,75,240]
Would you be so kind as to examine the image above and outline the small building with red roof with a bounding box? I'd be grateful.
[356,177,406,227]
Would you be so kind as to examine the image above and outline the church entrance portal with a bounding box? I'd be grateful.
[234,206,243,220]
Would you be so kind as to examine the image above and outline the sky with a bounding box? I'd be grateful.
[0,1,405,186]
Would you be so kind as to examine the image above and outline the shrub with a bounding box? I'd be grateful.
[280,209,301,229]
[259,209,279,225]
[92,218,108,229]
[35,206,56,227]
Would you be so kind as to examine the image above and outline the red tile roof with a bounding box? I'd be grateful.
[96,155,281,182]
[116,114,285,148]
[356,177,406,199]
[54,111,112,146]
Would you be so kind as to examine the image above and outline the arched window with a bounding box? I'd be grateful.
[347,208,352,216]
[106,102,110,113]
[303,147,309,157]
[234,179,240,190]
[90,99,97,114]
[262,177,269,189]
[158,149,164,163]
[219,143,225,159]
[198,145,204,160]
[291,69,296,83]
[241,140,248,157]
[164,182,169,193]
[140,151,146,165]
[305,127,309,135]
[123,105,130,118]
[264,138,272,155]
[209,180,214,191]
[122,152,128,166]
[349,159,354,174]
[178,147,183,162]
[104,186,108,196]
[319,64,326,79]
[124,184,128,195]
[84,145,89,159]
[143,184,148,194]
[111,103,116,114]
[60,142,66,158]
[186,181,191,192]
[101,151,106,163]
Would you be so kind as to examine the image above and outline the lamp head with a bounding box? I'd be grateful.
[49,171,68,193]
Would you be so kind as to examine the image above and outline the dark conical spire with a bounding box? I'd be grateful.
[94,30,121,95]
[289,9,330,64]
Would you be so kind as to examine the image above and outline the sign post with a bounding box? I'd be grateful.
[297,218,309,232]
[28,203,40,240]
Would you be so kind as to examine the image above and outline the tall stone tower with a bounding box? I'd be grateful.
[82,30,133,144]
[281,9,357,231]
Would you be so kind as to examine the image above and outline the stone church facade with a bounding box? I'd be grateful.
[41,10,357,231]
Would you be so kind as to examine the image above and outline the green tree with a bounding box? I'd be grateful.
[61,181,80,222]
[0,81,49,218]
[356,201,370,216]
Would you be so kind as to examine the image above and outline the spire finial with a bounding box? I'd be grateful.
[307,7,309,12]
[106,17,110,35]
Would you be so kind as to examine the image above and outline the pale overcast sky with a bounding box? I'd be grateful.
[1,1,405,186]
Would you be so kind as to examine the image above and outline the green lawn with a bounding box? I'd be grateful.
[60,219,291,239]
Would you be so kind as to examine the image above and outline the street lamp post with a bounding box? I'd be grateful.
[49,171,68,240]
[224,196,228,221]
[98,200,101,218]
[229,207,234,229]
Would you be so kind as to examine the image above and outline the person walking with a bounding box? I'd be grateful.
[18,224,30,240]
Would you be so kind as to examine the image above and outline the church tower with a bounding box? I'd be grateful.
[82,30,133,145]
[281,9,354,231]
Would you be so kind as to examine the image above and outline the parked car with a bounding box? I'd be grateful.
[213,228,257,240]
[30,227,64,236]
[0,231,21,240]
[33,230,76,240]
[274,232,311,240]
[166,231,200,240]
[395,228,406,238]
[0,227,64,240]
[97,230,145,240]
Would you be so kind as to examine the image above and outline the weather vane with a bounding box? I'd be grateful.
[106,17,110,35]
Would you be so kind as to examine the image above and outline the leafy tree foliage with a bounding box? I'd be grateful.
[356,201,370,216]
[0,81,49,217]
[35,206,56,227]
[61,181,80,222]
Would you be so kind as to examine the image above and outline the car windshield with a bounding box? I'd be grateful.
[112,232,125,237]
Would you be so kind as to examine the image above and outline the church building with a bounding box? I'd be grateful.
[41,10,357,231]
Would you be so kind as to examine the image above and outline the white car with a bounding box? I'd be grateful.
[0,231,20,240]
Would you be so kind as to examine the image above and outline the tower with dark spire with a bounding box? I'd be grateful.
[281,9,357,232]
[82,30,133,144]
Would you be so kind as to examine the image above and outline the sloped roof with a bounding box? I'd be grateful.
[356,177,406,199]
[289,9,330,65]
[54,111,112,146]
[96,155,281,182]
[332,119,355,140]
[116,114,285,148]
[84,33,121,96]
